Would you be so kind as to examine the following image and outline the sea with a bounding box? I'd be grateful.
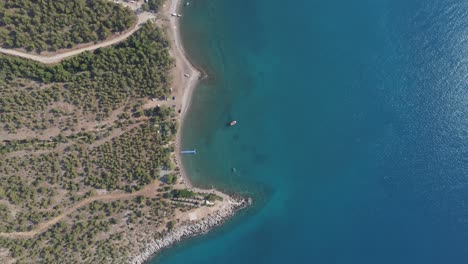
[150,0,468,263]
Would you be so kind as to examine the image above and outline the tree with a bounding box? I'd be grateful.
[166,220,174,230]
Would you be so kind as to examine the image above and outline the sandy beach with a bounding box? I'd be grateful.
[157,0,202,187]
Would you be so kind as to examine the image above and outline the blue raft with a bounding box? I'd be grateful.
[181,149,196,154]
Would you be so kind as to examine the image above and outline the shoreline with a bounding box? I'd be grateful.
[130,195,251,264]
[0,0,246,261]
[128,0,248,263]
[163,0,200,187]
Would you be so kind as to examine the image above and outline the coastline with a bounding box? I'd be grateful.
[130,195,250,264]
[129,0,248,263]
[0,0,246,261]
[164,0,201,187]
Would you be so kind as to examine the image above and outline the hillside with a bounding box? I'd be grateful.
[0,0,136,53]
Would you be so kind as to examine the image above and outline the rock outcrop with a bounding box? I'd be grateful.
[129,197,251,264]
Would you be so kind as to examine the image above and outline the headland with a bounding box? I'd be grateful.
[130,0,249,262]
[0,0,248,262]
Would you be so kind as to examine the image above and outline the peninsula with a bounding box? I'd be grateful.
[0,0,248,263]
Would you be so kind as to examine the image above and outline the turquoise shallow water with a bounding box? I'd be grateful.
[151,0,467,263]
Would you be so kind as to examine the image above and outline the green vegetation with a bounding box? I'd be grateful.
[0,110,177,231]
[166,220,175,230]
[205,193,223,202]
[0,1,217,261]
[0,196,193,263]
[0,16,195,262]
[0,0,136,52]
[86,117,177,191]
[164,173,178,184]
[142,0,165,12]
[0,22,173,134]
[171,189,196,198]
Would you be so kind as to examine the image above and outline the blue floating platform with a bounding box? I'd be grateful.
[181,149,196,154]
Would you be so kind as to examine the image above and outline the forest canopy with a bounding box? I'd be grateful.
[142,0,165,12]
[0,22,174,132]
[0,2,199,262]
[0,0,136,52]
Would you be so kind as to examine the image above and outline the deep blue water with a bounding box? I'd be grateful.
[151,0,467,263]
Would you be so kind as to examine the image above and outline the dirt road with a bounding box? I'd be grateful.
[0,12,155,64]
[0,181,159,239]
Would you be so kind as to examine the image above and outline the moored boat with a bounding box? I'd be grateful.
[229,120,237,126]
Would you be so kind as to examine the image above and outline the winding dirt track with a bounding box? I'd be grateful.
[0,9,157,240]
[0,0,208,241]
[0,181,159,239]
[0,12,155,64]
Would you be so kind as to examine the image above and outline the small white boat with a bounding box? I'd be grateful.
[171,13,178,17]
[177,14,182,17]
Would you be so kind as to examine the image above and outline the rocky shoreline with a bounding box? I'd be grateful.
[128,196,251,264]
